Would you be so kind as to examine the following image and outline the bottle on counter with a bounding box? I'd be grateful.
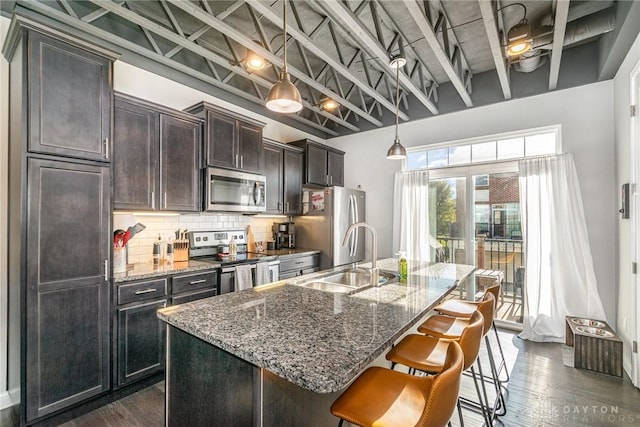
[398,252,408,282]
[246,224,255,252]
[166,242,174,264]
[153,235,161,265]
[229,236,237,256]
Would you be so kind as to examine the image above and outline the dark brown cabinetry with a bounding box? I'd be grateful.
[114,270,217,388]
[114,94,201,212]
[289,139,345,187]
[263,140,304,215]
[26,30,112,162]
[279,254,321,280]
[185,102,265,173]
[115,277,167,388]
[26,158,112,420]
[4,20,116,425]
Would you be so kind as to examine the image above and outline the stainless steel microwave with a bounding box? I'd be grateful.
[205,167,266,213]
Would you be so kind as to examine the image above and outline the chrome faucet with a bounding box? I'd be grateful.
[342,222,379,286]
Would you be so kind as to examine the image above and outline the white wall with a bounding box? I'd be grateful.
[326,81,618,327]
[614,32,640,380]
[0,15,11,409]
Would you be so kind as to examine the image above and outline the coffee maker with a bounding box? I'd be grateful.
[273,220,295,249]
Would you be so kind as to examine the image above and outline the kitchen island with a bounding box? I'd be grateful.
[157,260,475,427]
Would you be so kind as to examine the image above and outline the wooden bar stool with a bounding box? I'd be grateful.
[385,311,489,427]
[436,283,510,384]
[330,341,464,427]
[422,293,506,421]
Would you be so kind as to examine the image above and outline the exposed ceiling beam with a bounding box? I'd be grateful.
[549,0,571,90]
[28,0,341,136]
[245,0,408,122]
[168,0,382,127]
[478,0,511,99]
[403,0,473,107]
[315,0,439,115]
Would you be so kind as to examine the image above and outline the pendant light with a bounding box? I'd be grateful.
[266,0,302,113]
[386,55,407,160]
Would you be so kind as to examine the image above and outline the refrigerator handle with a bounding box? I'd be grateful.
[350,195,357,257]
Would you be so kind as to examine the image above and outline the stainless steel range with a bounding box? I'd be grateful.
[189,230,279,294]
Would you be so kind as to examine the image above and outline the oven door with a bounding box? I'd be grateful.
[206,168,266,213]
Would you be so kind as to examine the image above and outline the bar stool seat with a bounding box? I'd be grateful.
[384,335,450,373]
[331,342,464,427]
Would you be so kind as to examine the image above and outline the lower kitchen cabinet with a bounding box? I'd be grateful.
[116,299,167,387]
[114,269,218,388]
[279,253,320,279]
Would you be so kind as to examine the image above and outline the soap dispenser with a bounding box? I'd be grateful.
[229,236,237,256]
[398,252,408,282]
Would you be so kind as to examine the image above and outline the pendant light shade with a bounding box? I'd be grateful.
[266,0,302,113]
[386,55,407,160]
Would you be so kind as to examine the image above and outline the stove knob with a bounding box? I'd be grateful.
[195,237,201,242]
[203,236,208,241]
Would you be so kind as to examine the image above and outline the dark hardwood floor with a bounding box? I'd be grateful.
[2,330,639,426]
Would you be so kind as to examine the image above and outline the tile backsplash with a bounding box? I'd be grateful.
[115,213,282,264]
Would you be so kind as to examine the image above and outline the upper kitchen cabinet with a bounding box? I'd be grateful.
[262,140,303,215]
[114,94,201,212]
[289,139,345,187]
[185,102,265,173]
[25,27,114,162]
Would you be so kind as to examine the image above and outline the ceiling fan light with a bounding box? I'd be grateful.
[386,136,407,160]
[507,41,531,56]
[266,71,303,113]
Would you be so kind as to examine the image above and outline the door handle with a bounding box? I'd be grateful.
[103,138,109,160]
[104,260,109,281]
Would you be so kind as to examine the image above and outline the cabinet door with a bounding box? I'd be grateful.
[205,110,237,169]
[283,149,303,214]
[306,144,328,186]
[238,122,262,173]
[327,150,344,187]
[26,158,110,421]
[160,114,201,212]
[117,299,167,387]
[263,143,284,214]
[28,32,111,162]
[113,99,159,210]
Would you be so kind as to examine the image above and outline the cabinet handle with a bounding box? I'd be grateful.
[235,154,239,168]
[330,175,333,185]
[151,191,155,209]
[240,155,244,169]
[277,202,282,211]
[134,288,157,295]
[189,279,207,285]
[164,192,167,209]
[103,138,109,160]
[295,261,304,265]
[104,260,109,281]
[285,202,290,212]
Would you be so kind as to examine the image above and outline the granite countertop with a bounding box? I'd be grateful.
[113,260,219,283]
[158,260,475,393]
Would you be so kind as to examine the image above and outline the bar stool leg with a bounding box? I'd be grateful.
[492,320,510,383]
[485,335,507,417]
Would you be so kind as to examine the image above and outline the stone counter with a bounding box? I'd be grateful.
[113,259,220,283]
[158,261,475,393]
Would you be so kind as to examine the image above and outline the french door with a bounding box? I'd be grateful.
[429,161,525,326]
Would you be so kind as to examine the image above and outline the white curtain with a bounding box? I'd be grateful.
[392,169,429,261]
[519,154,606,342]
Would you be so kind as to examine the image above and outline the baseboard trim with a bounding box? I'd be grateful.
[0,391,14,410]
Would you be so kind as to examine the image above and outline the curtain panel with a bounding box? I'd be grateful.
[392,170,430,261]
[518,153,606,342]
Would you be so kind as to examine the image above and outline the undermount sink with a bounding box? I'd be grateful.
[294,269,397,293]
[575,326,614,338]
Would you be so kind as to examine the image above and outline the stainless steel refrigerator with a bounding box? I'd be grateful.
[295,187,366,270]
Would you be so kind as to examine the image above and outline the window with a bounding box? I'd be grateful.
[406,126,560,170]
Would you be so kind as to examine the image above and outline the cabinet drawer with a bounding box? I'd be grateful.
[172,270,217,295]
[118,278,168,305]
[171,288,217,306]
[280,254,319,273]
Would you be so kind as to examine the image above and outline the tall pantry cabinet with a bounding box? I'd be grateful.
[4,17,115,425]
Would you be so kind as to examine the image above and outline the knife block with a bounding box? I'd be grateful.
[173,239,189,262]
